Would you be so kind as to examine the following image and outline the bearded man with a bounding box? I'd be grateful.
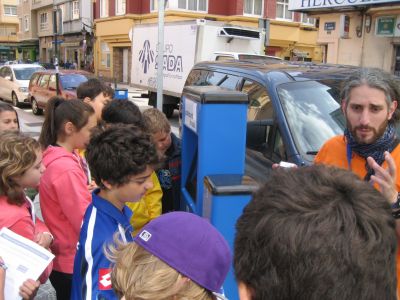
[315,67,400,294]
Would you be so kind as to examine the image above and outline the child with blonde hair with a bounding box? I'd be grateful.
[0,132,52,299]
[39,97,97,299]
[143,108,181,213]
[108,212,231,300]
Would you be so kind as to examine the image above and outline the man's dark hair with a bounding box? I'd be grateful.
[234,165,397,300]
[77,78,106,100]
[102,100,144,128]
[86,124,159,188]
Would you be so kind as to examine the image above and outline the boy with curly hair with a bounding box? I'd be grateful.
[71,124,159,300]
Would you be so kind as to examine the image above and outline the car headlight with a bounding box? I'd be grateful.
[18,87,28,92]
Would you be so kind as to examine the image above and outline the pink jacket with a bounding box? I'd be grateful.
[0,195,52,283]
[39,146,91,274]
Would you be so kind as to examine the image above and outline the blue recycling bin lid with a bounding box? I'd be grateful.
[183,86,248,104]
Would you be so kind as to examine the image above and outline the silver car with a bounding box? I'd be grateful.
[0,64,44,107]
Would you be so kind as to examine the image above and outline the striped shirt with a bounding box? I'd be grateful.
[71,190,133,300]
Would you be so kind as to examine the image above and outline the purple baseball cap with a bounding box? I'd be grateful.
[134,212,232,294]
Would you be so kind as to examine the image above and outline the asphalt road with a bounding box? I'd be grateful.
[4,95,180,138]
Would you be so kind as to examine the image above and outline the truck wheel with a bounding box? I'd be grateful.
[163,105,174,118]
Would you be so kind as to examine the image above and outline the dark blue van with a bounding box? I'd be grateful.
[184,61,360,183]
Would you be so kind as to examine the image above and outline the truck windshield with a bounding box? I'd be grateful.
[277,80,345,162]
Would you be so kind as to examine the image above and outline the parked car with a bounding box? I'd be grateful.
[183,61,359,183]
[0,64,45,107]
[28,70,93,115]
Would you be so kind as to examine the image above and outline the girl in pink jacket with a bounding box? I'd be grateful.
[38,97,97,300]
[0,132,52,299]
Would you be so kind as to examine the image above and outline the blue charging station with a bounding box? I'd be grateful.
[181,86,259,300]
[203,174,258,300]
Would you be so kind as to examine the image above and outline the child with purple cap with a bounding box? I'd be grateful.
[108,211,231,300]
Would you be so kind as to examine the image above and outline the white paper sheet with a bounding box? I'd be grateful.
[0,227,54,300]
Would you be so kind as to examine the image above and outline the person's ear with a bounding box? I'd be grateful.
[83,97,92,104]
[388,100,398,120]
[238,281,253,300]
[341,99,347,115]
[101,179,113,190]
[64,121,75,136]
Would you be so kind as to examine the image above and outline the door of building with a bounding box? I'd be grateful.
[123,48,128,83]
[394,46,400,77]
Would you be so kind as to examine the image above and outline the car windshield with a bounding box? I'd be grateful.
[13,67,43,80]
[277,80,345,163]
[60,74,89,90]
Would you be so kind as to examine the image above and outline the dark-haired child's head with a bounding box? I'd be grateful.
[39,97,96,149]
[102,100,144,128]
[86,124,159,209]
[234,165,397,300]
[77,78,111,121]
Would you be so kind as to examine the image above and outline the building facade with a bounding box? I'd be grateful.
[17,0,39,62]
[54,0,93,69]
[289,0,400,74]
[94,0,321,83]
[0,0,19,62]
[31,0,54,63]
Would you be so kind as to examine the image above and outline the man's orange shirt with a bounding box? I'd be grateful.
[315,135,400,295]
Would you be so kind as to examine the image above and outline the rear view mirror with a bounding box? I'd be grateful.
[246,119,273,150]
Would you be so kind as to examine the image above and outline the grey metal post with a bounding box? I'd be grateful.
[156,0,165,112]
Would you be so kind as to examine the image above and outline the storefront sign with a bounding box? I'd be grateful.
[289,0,399,11]
[376,16,395,36]
[324,22,336,31]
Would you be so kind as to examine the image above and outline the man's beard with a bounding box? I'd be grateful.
[346,117,388,145]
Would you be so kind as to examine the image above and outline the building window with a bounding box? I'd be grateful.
[72,1,79,19]
[301,13,315,25]
[24,15,29,31]
[0,25,17,36]
[115,0,126,15]
[244,0,263,16]
[178,0,207,12]
[19,18,22,32]
[100,0,108,18]
[40,12,48,31]
[4,5,17,16]
[276,0,292,20]
[150,0,170,11]
[101,42,110,68]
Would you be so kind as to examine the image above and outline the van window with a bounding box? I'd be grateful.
[2,67,12,79]
[39,75,50,88]
[242,80,273,121]
[206,71,241,90]
[215,55,234,61]
[49,75,57,90]
[185,69,209,86]
[30,73,40,86]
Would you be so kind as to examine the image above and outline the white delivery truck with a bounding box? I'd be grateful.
[130,19,265,117]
